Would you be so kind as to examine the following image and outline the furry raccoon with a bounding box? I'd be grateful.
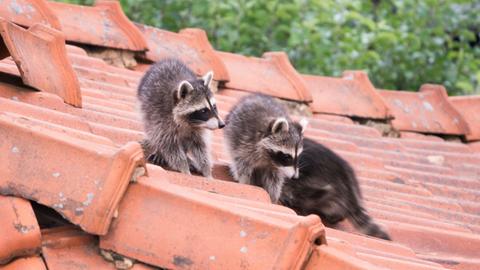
[224,94,307,203]
[279,137,391,240]
[137,58,224,177]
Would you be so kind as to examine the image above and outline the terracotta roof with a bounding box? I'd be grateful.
[0,1,479,269]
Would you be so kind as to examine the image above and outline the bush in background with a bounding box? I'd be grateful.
[58,0,480,95]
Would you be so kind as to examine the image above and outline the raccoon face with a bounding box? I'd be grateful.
[173,71,225,130]
[263,117,308,179]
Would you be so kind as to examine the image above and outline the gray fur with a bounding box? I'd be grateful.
[224,94,305,203]
[138,58,224,177]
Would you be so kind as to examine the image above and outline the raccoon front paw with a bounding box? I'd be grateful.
[201,169,212,179]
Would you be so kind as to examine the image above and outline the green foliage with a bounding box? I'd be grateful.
[56,0,480,95]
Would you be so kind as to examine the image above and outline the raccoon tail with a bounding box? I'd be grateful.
[348,206,391,241]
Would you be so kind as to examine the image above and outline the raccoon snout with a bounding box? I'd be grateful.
[218,119,225,129]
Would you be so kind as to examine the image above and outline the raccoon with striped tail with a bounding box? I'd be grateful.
[279,137,391,240]
[223,94,307,203]
[137,58,224,178]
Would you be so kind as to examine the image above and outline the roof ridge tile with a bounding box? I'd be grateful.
[48,0,148,51]
[304,70,391,119]
[379,85,470,136]
[217,51,312,102]
[0,0,61,30]
[0,19,82,107]
[135,23,230,81]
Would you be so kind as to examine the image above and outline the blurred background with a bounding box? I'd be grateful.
[58,0,480,96]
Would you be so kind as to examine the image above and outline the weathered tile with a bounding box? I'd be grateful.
[0,196,41,264]
[48,0,148,51]
[101,176,324,269]
[0,19,82,107]
[304,71,390,119]
[217,51,312,102]
[379,85,470,135]
[137,24,229,82]
[42,226,156,270]
[0,0,61,30]
[0,112,145,235]
[449,96,480,141]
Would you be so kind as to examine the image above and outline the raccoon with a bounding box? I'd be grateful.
[279,137,391,240]
[224,94,307,203]
[137,58,224,177]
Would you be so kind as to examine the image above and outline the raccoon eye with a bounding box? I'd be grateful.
[200,108,209,113]
[269,151,294,166]
[277,152,293,163]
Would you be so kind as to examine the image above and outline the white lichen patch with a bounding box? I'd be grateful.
[240,230,247,238]
[52,172,61,178]
[58,192,67,202]
[427,155,445,166]
[11,146,19,153]
[240,246,248,253]
[83,192,95,206]
[53,203,64,209]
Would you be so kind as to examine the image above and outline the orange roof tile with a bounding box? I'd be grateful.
[0,256,47,270]
[48,0,148,51]
[42,226,156,269]
[0,0,61,30]
[449,96,480,141]
[0,3,479,269]
[136,24,230,81]
[0,196,41,264]
[379,84,470,135]
[217,51,312,102]
[0,19,82,107]
[304,71,391,119]
[147,164,271,203]
[100,176,324,269]
[0,112,145,235]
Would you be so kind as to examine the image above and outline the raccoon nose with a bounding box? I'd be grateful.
[218,120,225,129]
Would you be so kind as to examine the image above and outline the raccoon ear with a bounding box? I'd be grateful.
[202,71,213,87]
[271,117,289,134]
[299,118,308,133]
[177,80,194,100]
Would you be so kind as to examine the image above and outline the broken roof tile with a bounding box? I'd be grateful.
[42,226,156,270]
[379,84,470,135]
[217,51,312,102]
[100,176,324,269]
[0,19,82,107]
[0,196,41,265]
[0,256,47,270]
[48,0,148,51]
[0,112,145,235]
[0,0,61,30]
[304,71,391,119]
[449,95,480,141]
[136,24,229,81]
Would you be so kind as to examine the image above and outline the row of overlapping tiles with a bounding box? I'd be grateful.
[0,0,478,140]
[0,0,479,269]
[1,43,479,269]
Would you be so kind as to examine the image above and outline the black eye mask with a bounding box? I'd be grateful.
[188,107,214,122]
[268,150,294,166]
